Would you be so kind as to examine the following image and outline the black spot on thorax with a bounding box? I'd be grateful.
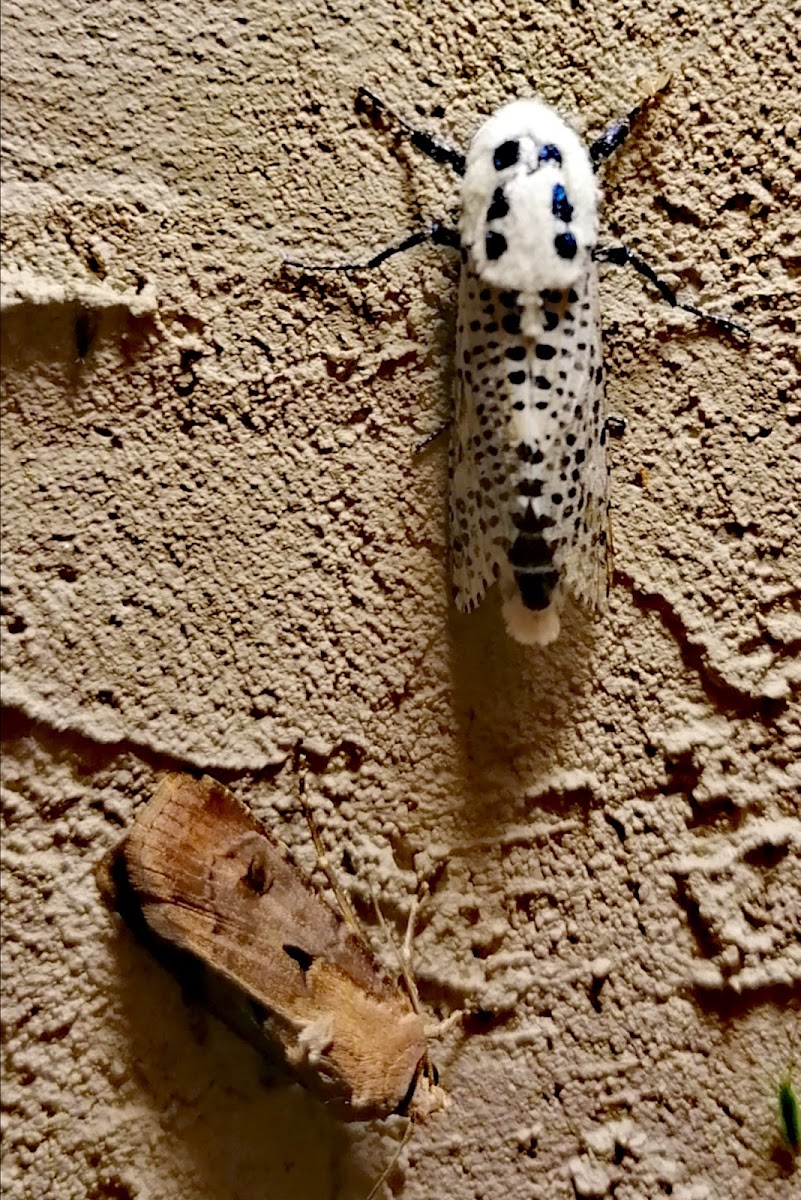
[486,231,507,260]
[487,187,509,222]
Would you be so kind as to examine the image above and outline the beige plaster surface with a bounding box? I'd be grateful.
[2,1,800,1197]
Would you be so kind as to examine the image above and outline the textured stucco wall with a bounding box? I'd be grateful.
[2,1,799,1197]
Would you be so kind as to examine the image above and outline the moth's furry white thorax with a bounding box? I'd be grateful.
[460,99,599,295]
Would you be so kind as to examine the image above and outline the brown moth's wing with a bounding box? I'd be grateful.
[112,774,426,1119]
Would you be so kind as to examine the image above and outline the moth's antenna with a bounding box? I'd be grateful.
[589,73,672,169]
[371,883,425,1017]
[296,752,362,937]
[364,1119,415,1200]
[371,883,462,1064]
[356,86,466,177]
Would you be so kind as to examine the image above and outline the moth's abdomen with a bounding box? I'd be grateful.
[508,504,559,611]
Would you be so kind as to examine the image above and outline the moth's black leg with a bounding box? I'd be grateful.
[413,421,451,456]
[594,243,750,338]
[590,106,647,169]
[285,222,460,273]
[356,87,466,177]
[430,222,461,251]
[605,414,627,440]
[590,79,671,169]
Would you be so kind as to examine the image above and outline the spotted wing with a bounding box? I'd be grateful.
[548,270,608,612]
[450,269,609,629]
[449,268,519,613]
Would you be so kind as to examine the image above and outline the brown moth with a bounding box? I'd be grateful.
[100,772,430,1121]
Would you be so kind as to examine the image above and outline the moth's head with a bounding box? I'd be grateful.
[460,99,598,292]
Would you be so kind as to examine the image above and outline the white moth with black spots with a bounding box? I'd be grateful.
[289,89,748,647]
[453,100,606,645]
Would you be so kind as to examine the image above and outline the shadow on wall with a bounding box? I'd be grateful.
[445,588,603,829]
[1,297,157,381]
[100,917,384,1200]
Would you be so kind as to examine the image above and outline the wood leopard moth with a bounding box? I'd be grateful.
[453,98,606,646]
[290,89,748,646]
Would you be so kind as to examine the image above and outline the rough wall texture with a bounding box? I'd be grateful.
[2,1,799,1197]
